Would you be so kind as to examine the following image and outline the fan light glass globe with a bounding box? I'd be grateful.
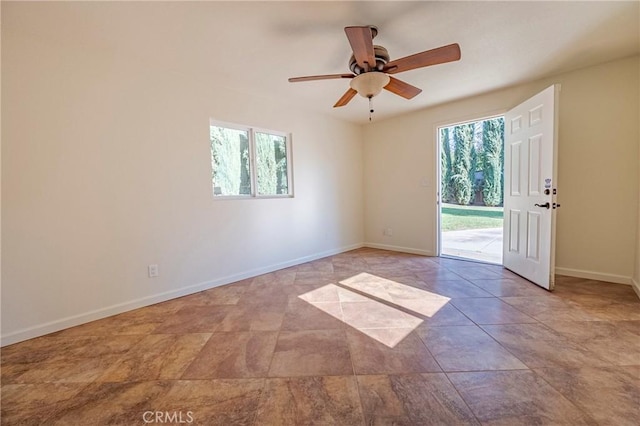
[350,72,390,98]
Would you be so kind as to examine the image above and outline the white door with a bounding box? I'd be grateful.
[503,85,560,290]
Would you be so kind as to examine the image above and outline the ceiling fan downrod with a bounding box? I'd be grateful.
[369,96,374,121]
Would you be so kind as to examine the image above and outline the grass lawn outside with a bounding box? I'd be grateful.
[441,203,504,232]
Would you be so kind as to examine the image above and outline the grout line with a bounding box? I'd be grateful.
[440,371,483,424]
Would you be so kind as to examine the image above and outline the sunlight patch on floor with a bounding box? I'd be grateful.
[298,273,450,348]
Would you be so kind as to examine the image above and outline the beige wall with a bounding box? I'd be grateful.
[635,178,640,296]
[364,56,639,284]
[1,19,364,344]
[634,107,640,297]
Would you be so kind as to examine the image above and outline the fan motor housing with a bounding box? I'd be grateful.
[349,45,390,74]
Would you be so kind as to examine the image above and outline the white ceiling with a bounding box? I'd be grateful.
[6,1,640,124]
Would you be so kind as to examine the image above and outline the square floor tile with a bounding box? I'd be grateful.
[480,323,567,346]
[153,379,265,425]
[1,383,88,424]
[418,326,527,372]
[152,306,232,334]
[357,374,478,425]
[469,278,549,297]
[501,296,599,321]
[544,320,640,341]
[217,302,286,332]
[448,370,596,424]
[268,330,352,377]
[3,335,144,384]
[447,266,504,280]
[255,376,363,425]
[346,328,441,374]
[97,333,210,382]
[451,297,537,324]
[39,381,174,424]
[281,297,344,331]
[413,303,474,327]
[182,331,277,379]
[50,303,180,337]
[496,336,611,369]
[420,279,494,298]
[534,366,640,426]
[293,271,336,286]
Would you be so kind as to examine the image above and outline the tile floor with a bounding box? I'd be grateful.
[1,248,639,425]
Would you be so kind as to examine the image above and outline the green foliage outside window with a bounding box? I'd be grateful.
[255,132,288,195]
[481,117,505,206]
[451,123,474,205]
[210,126,251,196]
[440,127,454,203]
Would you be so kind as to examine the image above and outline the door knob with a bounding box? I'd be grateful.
[534,202,550,209]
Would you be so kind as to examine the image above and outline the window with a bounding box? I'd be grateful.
[210,120,293,198]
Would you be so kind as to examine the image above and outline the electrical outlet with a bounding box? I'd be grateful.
[384,228,393,236]
[148,264,159,278]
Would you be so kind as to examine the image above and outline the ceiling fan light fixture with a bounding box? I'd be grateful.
[349,72,390,98]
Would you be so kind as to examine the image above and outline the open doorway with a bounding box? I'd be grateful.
[438,116,505,264]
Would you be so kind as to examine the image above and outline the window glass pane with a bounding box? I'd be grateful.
[210,125,251,196]
[255,132,289,195]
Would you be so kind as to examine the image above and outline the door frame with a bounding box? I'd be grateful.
[434,109,507,261]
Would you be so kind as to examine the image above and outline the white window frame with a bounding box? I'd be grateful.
[210,119,294,199]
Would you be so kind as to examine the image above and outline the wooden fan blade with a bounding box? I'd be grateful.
[289,74,354,83]
[344,26,376,71]
[384,76,422,99]
[384,43,461,74]
[334,88,358,108]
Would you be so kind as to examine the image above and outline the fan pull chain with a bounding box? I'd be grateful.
[368,96,374,121]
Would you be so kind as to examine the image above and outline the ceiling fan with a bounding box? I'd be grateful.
[288,25,461,117]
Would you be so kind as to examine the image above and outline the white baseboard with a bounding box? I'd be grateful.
[364,242,435,257]
[632,277,640,299]
[554,267,632,285]
[1,243,364,347]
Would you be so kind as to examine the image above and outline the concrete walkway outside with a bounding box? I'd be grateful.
[441,227,503,265]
